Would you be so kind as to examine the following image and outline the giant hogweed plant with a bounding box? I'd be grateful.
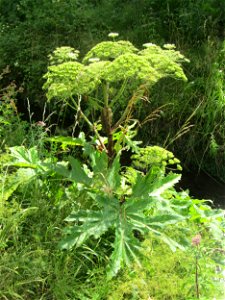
[2,37,224,278]
[42,37,191,276]
[42,37,225,277]
[44,40,220,276]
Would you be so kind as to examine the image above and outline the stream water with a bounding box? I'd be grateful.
[179,171,225,208]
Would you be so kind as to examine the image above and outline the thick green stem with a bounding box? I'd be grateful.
[102,81,109,107]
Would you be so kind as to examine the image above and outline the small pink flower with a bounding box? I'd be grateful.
[192,234,201,246]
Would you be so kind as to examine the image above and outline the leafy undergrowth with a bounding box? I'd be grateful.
[0,144,224,299]
[107,228,225,300]
[1,204,224,300]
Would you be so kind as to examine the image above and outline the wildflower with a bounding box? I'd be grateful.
[192,234,201,246]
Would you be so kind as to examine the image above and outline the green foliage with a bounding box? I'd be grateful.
[194,40,225,178]
[0,175,93,299]
[0,68,50,151]
[0,140,94,299]
[107,226,225,300]
[1,135,224,298]
[0,198,35,251]
[51,138,186,278]
[0,68,28,148]
[4,38,217,288]
[136,36,225,181]
[0,0,95,105]
[0,145,57,203]
[0,0,222,103]
[48,137,223,280]
[1,133,190,279]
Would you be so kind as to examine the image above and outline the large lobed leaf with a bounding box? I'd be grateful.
[107,225,142,278]
[59,196,119,250]
[131,170,181,200]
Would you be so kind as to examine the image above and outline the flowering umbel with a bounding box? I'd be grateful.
[192,234,201,247]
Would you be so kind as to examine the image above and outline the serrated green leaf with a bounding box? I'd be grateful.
[7,146,53,174]
[90,150,108,174]
[157,233,185,252]
[147,214,185,227]
[54,161,70,178]
[58,227,80,250]
[125,197,155,214]
[9,146,40,166]
[131,171,155,199]
[0,168,36,201]
[68,157,92,185]
[148,173,181,197]
[107,226,141,278]
[93,194,120,211]
[60,206,117,250]
[107,155,121,190]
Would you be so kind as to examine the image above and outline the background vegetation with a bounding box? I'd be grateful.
[0,1,225,299]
